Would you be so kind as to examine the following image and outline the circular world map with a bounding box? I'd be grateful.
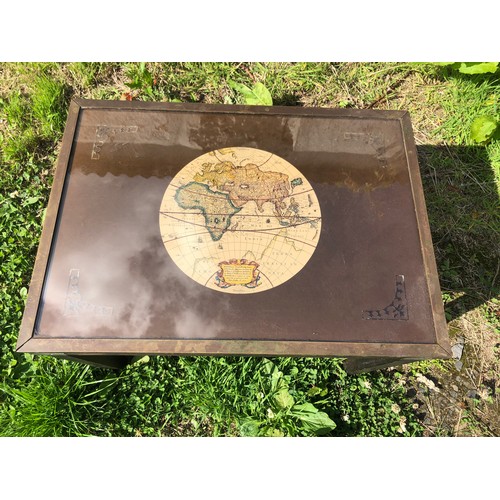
[159,147,322,294]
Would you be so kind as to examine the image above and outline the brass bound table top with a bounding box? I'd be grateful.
[16,99,451,364]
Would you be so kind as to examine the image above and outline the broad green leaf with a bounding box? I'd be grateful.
[291,403,336,435]
[270,367,280,391]
[246,82,273,106]
[261,357,274,375]
[457,62,499,74]
[228,80,251,94]
[229,80,273,106]
[291,402,318,416]
[470,115,498,143]
[24,196,40,205]
[270,365,295,409]
[132,355,150,365]
[239,419,261,437]
[307,386,322,397]
[265,428,285,437]
[274,386,295,409]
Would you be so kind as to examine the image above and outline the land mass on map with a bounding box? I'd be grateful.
[194,161,291,212]
[174,181,242,241]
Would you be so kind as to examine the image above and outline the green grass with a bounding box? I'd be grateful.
[0,357,118,436]
[0,62,499,436]
[0,356,421,437]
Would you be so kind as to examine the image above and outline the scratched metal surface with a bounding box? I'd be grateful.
[17,100,450,356]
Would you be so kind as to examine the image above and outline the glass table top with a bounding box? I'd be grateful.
[17,100,450,359]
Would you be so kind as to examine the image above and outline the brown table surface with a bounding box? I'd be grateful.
[17,99,450,362]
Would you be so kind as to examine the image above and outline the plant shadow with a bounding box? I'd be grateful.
[417,144,499,322]
[272,93,304,106]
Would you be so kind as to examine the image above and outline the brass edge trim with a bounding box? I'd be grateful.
[16,100,82,350]
[19,337,449,358]
[399,114,451,356]
[73,98,408,119]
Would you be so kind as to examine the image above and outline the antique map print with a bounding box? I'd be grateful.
[160,147,322,294]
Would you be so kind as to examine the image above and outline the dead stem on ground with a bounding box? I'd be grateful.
[403,307,499,436]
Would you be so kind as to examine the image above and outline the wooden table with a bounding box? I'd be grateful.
[17,99,451,372]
